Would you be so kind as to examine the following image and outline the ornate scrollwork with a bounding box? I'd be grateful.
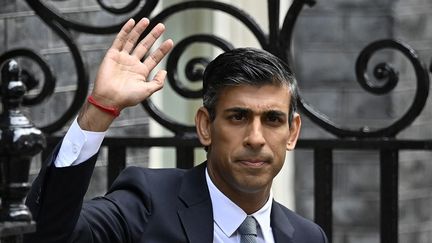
[26,0,158,34]
[142,34,233,134]
[299,39,430,138]
[0,49,55,106]
[96,0,143,15]
[139,1,267,134]
[1,0,428,139]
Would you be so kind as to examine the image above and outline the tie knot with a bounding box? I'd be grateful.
[238,216,258,236]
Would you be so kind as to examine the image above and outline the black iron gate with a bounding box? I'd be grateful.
[1,1,431,242]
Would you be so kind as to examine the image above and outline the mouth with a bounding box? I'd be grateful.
[237,158,270,167]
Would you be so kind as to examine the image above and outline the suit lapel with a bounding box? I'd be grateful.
[177,163,296,243]
[178,162,213,243]
[271,201,295,243]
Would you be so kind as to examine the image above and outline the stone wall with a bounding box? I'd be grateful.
[0,0,150,199]
[1,1,432,242]
[293,0,432,242]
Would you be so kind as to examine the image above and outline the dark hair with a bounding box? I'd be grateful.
[202,47,299,125]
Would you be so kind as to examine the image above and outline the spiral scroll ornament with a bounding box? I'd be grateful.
[0,49,55,107]
[3,0,428,140]
[139,1,268,134]
[299,39,430,138]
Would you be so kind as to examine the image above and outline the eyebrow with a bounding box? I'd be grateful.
[223,107,287,117]
[224,107,251,114]
[264,110,287,118]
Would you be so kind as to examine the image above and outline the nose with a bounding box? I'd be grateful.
[243,118,265,149]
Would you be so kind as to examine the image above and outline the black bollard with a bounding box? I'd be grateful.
[0,59,45,222]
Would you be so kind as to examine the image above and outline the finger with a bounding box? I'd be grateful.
[132,23,166,59]
[122,18,150,53]
[141,39,174,75]
[111,19,135,51]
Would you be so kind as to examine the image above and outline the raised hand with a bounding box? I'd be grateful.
[78,18,173,131]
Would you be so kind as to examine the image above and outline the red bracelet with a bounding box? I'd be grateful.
[87,95,120,117]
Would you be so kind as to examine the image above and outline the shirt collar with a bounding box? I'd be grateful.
[205,167,273,237]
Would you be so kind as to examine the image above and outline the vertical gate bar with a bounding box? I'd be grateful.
[267,0,280,53]
[314,148,333,242]
[380,149,398,243]
[2,235,20,243]
[176,146,194,169]
[107,146,126,188]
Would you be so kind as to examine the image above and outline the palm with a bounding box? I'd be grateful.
[92,18,173,110]
[97,50,149,103]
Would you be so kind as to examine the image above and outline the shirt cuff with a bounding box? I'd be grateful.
[55,117,106,167]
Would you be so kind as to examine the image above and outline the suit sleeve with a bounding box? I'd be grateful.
[24,143,132,243]
[318,225,329,243]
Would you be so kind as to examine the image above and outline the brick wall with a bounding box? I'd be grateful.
[2,1,432,241]
[293,0,432,242]
[0,0,150,199]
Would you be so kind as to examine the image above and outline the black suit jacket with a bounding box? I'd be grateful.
[25,145,328,243]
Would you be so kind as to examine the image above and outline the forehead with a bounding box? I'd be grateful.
[216,84,291,111]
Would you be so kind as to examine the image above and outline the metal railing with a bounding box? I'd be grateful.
[1,0,431,242]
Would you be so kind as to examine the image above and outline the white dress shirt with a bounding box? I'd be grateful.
[54,119,275,242]
[206,169,275,243]
[55,117,105,167]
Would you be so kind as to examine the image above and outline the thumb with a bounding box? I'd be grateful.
[141,70,167,98]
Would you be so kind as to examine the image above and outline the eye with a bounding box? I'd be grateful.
[265,113,285,125]
[230,112,246,121]
[227,110,248,123]
[267,115,280,123]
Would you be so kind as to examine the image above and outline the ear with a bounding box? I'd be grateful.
[286,113,301,151]
[195,107,212,146]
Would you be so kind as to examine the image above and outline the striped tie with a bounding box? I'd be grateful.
[238,216,258,243]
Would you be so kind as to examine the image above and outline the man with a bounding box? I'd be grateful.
[24,18,328,243]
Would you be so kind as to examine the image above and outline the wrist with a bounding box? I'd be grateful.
[87,95,120,117]
[78,101,116,132]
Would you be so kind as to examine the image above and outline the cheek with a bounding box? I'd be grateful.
[267,130,290,150]
[211,125,243,150]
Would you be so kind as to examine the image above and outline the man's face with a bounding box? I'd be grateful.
[197,84,301,198]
